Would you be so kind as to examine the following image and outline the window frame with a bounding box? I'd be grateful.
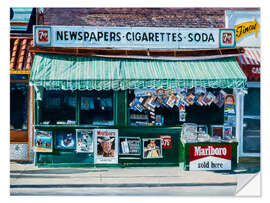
[35,89,116,127]
[10,82,29,130]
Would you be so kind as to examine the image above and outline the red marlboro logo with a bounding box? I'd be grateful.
[222,32,233,44]
[97,130,116,136]
[190,145,231,161]
[38,30,49,42]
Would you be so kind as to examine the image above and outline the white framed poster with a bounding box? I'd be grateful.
[143,138,162,159]
[119,137,141,155]
[76,129,94,153]
[94,129,118,164]
[34,130,53,153]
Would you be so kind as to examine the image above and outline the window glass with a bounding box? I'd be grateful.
[127,88,227,127]
[10,83,28,129]
[243,118,260,153]
[243,87,260,153]
[244,88,260,116]
[40,90,76,125]
[80,90,113,125]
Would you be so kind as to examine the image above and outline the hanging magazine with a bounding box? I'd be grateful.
[167,94,176,108]
[185,93,195,105]
[214,90,226,108]
[181,92,190,106]
[202,92,215,105]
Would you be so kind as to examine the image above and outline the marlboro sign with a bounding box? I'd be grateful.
[189,145,231,170]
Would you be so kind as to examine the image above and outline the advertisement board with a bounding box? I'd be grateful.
[189,145,231,170]
[143,138,163,159]
[94,129,118,164]
[34,26,236,49]
[224,94,236,126]
[76,129,94,153]
[119,137,141,155]
[225,10,260,47]
[34,130,53,152]
[158,135,172,149]
[55,132,76,150]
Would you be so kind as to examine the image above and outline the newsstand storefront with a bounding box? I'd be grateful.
[30,26,247,170]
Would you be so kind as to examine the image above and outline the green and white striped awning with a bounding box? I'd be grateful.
[30,53,247,90]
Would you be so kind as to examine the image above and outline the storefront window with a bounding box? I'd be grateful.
[80,90,113,125]
[39,90,76,125]
[127,88,227,127]
[243,87,260,153]
[10,83,28,129]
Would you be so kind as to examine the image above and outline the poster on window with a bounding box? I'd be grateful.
[119,137,141,155]
[55,132,76,149]
[143,138,162,159]
[76,129,94,153]
[223,126,233,140]
[211,125,223,138]
[34,130,53,152]
[94,129,118,164]
[224,94,236,126]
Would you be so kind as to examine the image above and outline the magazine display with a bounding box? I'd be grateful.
[129,87,229,127]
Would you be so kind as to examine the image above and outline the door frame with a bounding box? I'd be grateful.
[239,82,260,157]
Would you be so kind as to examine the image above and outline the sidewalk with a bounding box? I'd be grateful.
[10,162,239,188]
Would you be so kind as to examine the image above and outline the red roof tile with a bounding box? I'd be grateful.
[10,37,34,72]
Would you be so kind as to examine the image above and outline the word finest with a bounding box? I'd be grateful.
[236,23,258,38]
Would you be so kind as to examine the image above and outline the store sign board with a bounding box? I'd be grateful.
[158,135,172,149]
[242,66,260,81]
[225,10,260,47]
[94,129,118,164]
[34,26,236,49]
[189,145,231,170]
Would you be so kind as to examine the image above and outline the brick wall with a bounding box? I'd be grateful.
[41,8,229,28]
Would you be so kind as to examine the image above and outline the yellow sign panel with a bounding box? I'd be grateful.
[234,18,260,42]
[10,70,31,74]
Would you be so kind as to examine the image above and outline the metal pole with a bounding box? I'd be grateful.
[234,89,244,164]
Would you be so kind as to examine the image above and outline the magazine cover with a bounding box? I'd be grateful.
[211,125,224,138]
[94,129,118,164]
[34,130,53,152]
[55,132,76,149]
[223,126,233,139]
[143,139,162,159]
[76,129,94,153]
[119,137,141,155]
[214,90,226,108]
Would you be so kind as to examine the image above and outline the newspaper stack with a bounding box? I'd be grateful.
[197,133,210,142]
[181,123,198,143]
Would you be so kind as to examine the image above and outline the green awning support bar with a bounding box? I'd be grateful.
[30,53,247,90]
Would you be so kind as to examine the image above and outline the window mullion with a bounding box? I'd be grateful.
[76,90,80,125]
